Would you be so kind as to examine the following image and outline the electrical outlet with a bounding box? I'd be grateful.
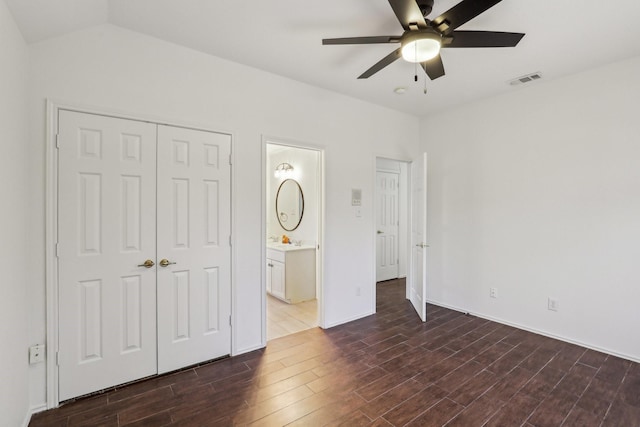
[490,287,498,298]
[548,298,559,312]
[29,344,45,364]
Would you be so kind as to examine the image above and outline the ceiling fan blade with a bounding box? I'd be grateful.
[388,0,428,30]
[358,48,402,79]
[322,36,400,45]
[443,31,525,48]
[421,54,445,80]
[431,0,502,35]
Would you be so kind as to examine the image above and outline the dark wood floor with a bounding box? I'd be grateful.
[31,279,640,426]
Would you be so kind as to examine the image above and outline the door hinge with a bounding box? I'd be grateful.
[229,154,232,165]
[229,235,232,247]
[55,351,60,366]
[55,243,60,258]
[55,134,60,149]
[229,315,232,327]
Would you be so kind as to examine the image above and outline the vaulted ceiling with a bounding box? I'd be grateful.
[7,0,640,116]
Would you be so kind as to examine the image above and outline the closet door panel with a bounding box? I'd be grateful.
[57,110,158,400]
[156,125,232,373]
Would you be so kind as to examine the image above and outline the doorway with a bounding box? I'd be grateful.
[375,155,428,322]
[264,140,322,341]
[375,158,409,283]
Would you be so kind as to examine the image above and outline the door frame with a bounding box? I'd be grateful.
[261,136,325,346]
[45,100,237,408]
[372,156,411,309]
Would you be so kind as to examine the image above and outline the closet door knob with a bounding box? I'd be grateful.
[159,259,177,267]
[137,259,155,268]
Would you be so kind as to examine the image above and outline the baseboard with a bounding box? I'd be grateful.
[426,298,640,364]
[23,404,47,427]
[233,343,265,356]
[324,310,375,329]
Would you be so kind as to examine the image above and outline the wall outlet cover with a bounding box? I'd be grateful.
[29,344,45,364]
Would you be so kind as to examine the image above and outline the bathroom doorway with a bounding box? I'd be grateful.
[264,140,323,341]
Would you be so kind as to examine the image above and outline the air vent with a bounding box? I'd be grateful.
[509,72,542,86]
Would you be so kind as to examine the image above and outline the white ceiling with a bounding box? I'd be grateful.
[7,0,640,116]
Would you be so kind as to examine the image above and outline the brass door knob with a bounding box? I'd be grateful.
[159,259,177,267]
[137,259,155,268]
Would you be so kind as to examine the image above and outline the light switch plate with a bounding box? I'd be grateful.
[351,189,362,206]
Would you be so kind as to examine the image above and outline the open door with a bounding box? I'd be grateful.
[409,153,428,321]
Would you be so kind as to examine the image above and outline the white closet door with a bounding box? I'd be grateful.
[156,125,232,373]
[57,110,158,400]
[376,171,400,281]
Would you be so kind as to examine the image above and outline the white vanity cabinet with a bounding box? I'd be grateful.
[266,245,316,304]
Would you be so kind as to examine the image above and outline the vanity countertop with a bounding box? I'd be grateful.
[267,242,316,252]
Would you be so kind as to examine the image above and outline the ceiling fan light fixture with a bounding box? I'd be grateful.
[401,31,441,63]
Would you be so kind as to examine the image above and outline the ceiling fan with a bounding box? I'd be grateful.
[322,0,524,80]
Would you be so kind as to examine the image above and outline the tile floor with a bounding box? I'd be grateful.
[29,279,640,426]
[267,295,317,341]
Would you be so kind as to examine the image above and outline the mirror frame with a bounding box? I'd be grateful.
[275,179,304,232]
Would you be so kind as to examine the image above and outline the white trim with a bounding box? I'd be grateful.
[22,404,48,427]
[324,311,375,329]
[45,99,237,407]
[260,139,267,347]
[229,134,237,357]
[426,298,640,364]
[234,343,266,356]
[317,149,326,329]
[262,136,326,338]
[44,98,235,137]
[371,156,377,312]
[45,100,59,408]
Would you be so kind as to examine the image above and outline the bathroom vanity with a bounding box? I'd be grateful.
[266,243,316,304]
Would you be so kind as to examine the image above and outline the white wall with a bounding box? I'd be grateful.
[27,24,420,407]
[0,0,30,425]
[421,55,640,361]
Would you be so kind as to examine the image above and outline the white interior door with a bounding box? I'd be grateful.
[57,110,158,400]
[409,153,428,321]
[57,111,233,399]
[156,125,232,373]
[376,171,400,281]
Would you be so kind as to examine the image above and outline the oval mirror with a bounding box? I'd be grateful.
[276,179,304,231]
